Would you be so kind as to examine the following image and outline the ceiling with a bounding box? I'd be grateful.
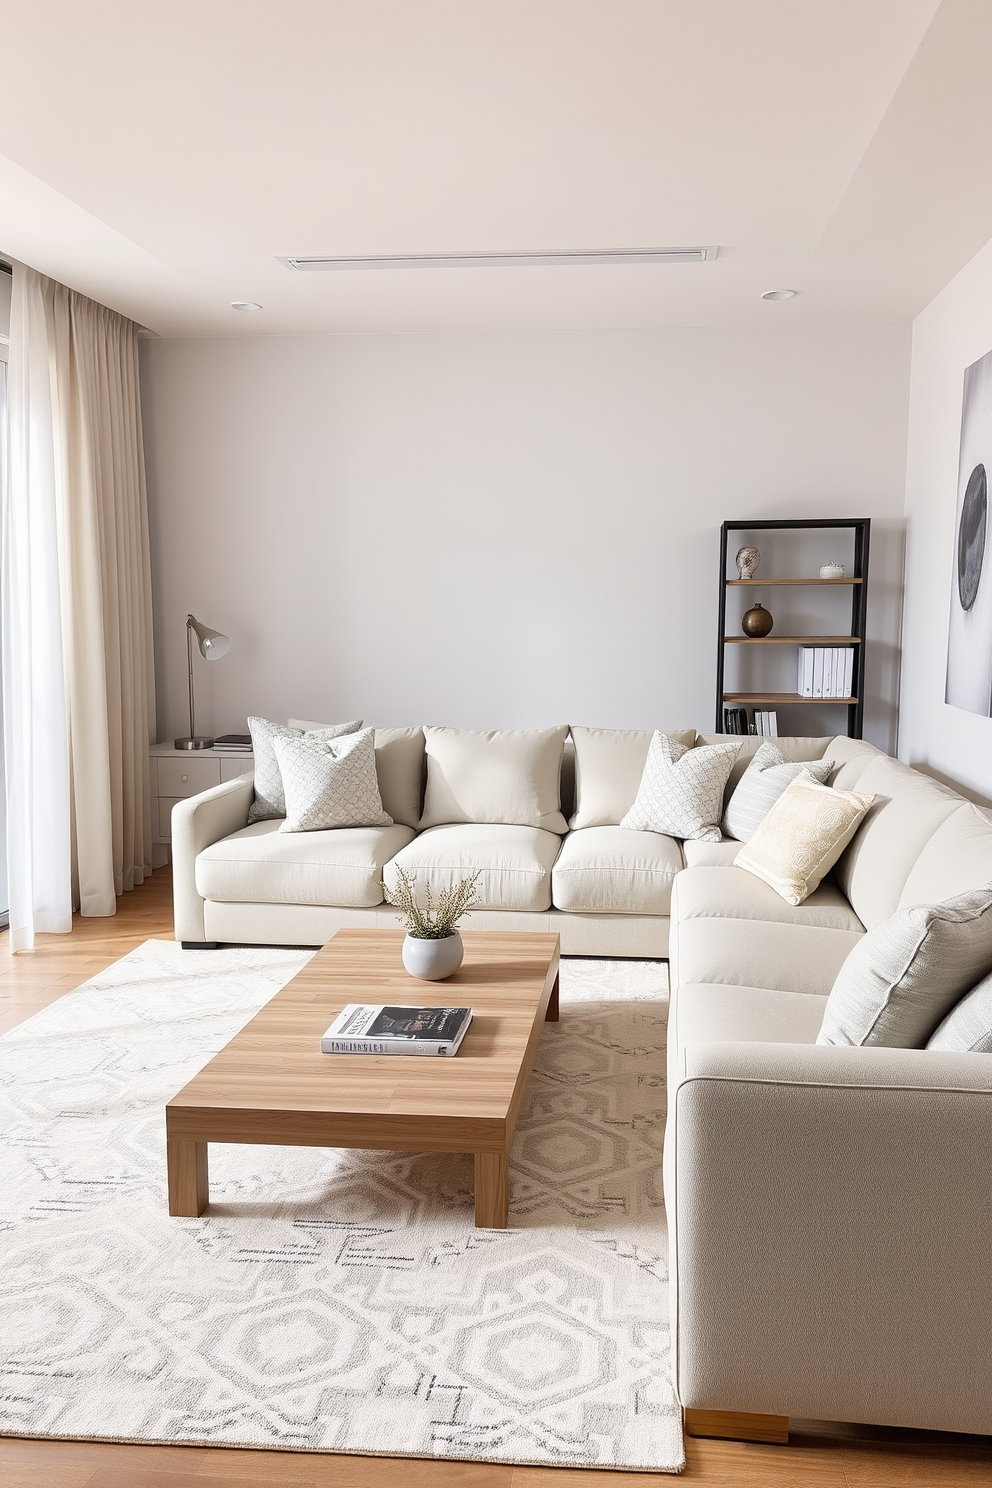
[1,0,991,336]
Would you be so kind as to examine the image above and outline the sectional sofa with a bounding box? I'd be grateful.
[171,724,992,1441]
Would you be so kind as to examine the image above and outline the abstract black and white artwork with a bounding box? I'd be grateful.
[946,348,992,714]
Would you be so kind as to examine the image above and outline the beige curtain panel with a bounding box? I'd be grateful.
[5,265,155,938]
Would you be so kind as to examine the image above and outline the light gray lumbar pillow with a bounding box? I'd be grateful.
[273,728,392,832]
[926,971,992,1053]
[817,885,992,1048]
[722,741,835,841]
[247,716,362,823]
[620,732,740,842]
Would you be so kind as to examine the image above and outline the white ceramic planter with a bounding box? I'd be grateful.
[402,931,464,981]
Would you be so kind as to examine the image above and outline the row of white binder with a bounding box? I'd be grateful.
[798,646,854,699]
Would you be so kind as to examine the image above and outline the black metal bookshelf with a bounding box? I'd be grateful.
[716,518,871,739]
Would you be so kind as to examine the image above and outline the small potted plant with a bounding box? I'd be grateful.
[383,868,481,980]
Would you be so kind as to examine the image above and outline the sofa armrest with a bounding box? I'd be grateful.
[171,774,253,942]
[669,1041,992,1434]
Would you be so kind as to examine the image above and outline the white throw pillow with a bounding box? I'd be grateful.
[722,741,835,842]
[818,886,992,1047]
[569,725,696,828]
[734,771,873,905]
[620,732,740,843]
[273,728,392,832]
[247,716,362,823]
[927,970,992,1053]
[419,726,569,833]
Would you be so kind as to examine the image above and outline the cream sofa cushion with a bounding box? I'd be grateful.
[674,864,865,933]
[290,720,425,829]
[569,726,695,828]
[675,984,828,1050]
[735,773,873,905]
[195,820,415,907]
[898,803,992,909]
[682,839,742,867]
[551,826,683,915]
[383,824,561,912]
[833,756,965,928]
[672,913,864,998]
[419,726,569,833]
[817,887,992,1048]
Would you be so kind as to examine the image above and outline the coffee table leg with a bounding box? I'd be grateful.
[168,1137,209,1217]
[545,971,559,1022]
[475,1151,509,1228]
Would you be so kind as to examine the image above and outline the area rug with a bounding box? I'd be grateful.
[0,940,683,1473]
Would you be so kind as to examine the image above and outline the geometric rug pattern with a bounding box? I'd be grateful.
[0,941,683,1472]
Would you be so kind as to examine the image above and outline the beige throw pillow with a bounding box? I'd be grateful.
[273,728,392,832]
[620,732,740,842]
[419,726,569,833]
[569,726,697,828]
[818,887,992,1047]
[734,771,874,905]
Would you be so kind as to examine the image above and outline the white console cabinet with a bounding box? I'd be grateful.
[150,741,253,866]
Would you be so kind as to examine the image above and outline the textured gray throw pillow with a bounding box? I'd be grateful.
[620,732,740,842]
[926,971,992,1053]
[247,716,362,823]
[817,885,992,1048]
[273,728,392,832]
[722,741,835,842]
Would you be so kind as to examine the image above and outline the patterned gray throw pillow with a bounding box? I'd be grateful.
[247,716,362,823]
[273,728,392,832]
[927,971,992,1053]
[722,741,835,841]
[817,885,992,1047]
[620,732,740,843]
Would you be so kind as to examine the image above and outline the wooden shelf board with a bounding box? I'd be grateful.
[726,577,863,586]
[724,635,861,645]
[723,692,857,704]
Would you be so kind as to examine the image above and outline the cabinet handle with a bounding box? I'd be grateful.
[181,774,188,783]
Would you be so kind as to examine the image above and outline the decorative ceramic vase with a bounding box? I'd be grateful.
[402,931,464,981]
[819,562,845,579]
[736,546,760,580]
[742,602,773,637]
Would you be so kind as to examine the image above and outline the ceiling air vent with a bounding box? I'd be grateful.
[277,246,718,272]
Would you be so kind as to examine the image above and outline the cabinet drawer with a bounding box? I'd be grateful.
[158,756,222,798]
[220,756,253,782]
[158,798,180,839]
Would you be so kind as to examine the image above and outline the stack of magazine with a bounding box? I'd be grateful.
[797,646,854,699]
[321,1004,473,1057]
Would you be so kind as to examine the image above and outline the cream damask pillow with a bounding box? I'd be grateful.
[272,728,392,832]
[734,771,874,905]
[620,732,740,842]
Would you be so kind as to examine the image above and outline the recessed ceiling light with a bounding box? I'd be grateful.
[230,300,262,312]
[760,289,796,301]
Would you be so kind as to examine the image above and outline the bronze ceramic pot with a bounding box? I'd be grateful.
[742,602,773,637]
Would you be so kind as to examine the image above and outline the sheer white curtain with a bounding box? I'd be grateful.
[3,266,155,950]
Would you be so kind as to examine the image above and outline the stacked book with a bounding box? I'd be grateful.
[753,710,778,737]
[798,646,854,699]
[724,706,778,736]
[213,733,253,752]
[321,1004,473,1057]
[723,706,750,735]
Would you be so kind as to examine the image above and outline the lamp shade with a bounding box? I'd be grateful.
[188,615,230,661]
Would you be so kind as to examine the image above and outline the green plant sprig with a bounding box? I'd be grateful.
[383,868,481,939]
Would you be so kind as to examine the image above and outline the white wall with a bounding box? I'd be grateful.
[140,324,910,749]
[900,235,992,803]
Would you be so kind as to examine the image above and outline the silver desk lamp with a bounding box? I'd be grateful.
[174,614,231,750]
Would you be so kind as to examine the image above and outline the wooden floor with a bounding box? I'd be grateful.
[1,866,989,1488]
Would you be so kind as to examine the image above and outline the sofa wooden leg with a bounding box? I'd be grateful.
[684,1409,789,1444]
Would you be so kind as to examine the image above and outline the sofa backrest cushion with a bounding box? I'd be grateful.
[569,726,696,828]
[834,756,966,928]
[696,733,833,801]
[898,802,992,908]
[824,735,884,791]
[420,725,570,833]
[290,719,425,829]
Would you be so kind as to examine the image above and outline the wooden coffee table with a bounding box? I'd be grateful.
[166,928,560,1228]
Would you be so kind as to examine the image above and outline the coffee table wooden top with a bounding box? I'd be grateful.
[167,929,560,1156]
